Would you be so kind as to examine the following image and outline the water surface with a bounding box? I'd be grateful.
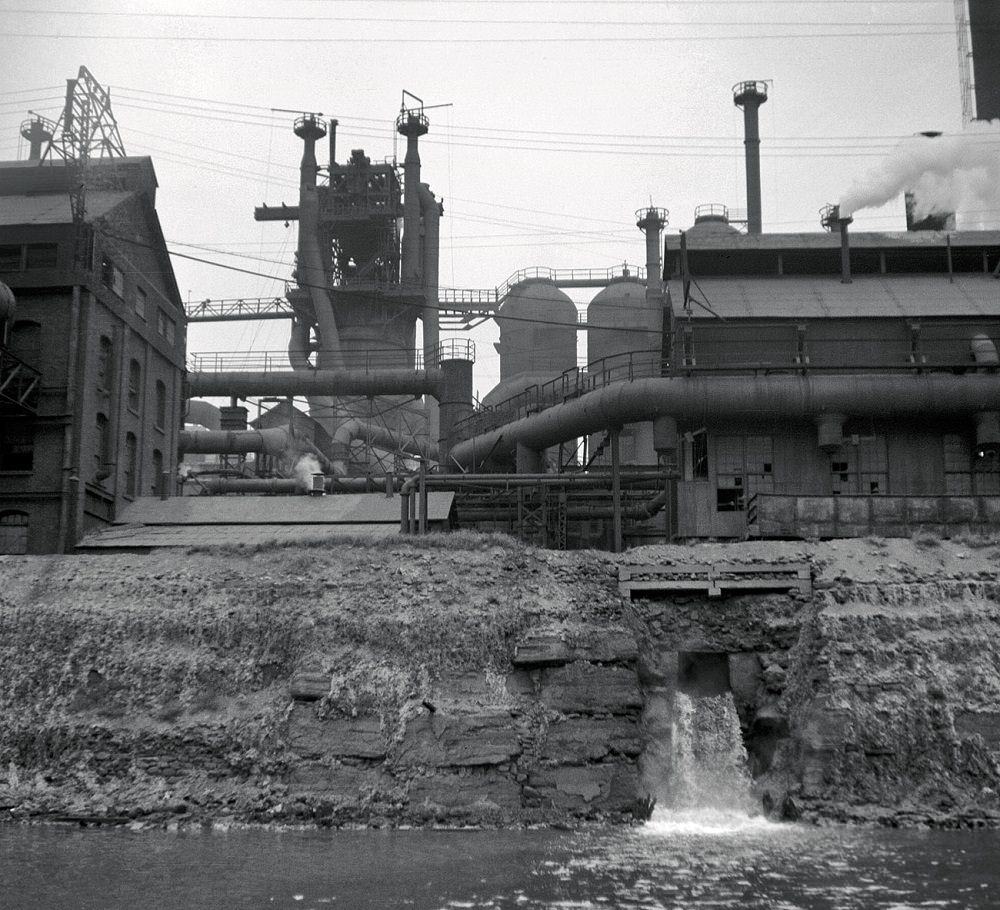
[4,815,997,909]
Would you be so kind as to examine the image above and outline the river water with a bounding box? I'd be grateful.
[3,817,998,909]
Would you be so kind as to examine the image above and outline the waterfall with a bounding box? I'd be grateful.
[667,691,756,813]
[644,691,767,834]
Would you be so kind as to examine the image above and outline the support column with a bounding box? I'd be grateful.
[611,428,623,553]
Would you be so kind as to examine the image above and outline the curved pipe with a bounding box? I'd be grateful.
[330,418,438,476]
[449,373,1000,468]
[185,399,222,431]
[187,368,442,400]
[289,315,337,437]
[179,427,290,456]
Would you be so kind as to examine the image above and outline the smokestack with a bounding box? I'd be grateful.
[733,81,768,234]
[20,117,53,161]
[636,206,669,297]
[397,107,429,289]
[820,204,853,283]
[328,118,338,166]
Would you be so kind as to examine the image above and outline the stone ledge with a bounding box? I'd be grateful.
[288,708,386,760]
[513,628,638,668]
[540,662,642,715]
[541,717,641,762]
[528,763,639,813]
[394,711,521,767]
[408,772,521,814]
[289,672,332,702]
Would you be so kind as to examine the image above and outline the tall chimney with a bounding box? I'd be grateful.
[733,81,768,234]
[20,117,53,161]
[636,206,669,297]
[397,108,429,290]
[328,118,338,167]
[820,204,853,283]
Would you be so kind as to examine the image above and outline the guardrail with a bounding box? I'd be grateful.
[187,348,427,373]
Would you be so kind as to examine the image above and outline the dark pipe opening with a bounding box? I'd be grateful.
[677,651,731,698]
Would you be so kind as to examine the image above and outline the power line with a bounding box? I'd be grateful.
[5,30,952,42]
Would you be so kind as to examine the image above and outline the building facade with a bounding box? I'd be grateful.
[0,157,185,553]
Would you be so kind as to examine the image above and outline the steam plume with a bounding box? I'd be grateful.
[839,122,1000,225]
[292,454,323,492]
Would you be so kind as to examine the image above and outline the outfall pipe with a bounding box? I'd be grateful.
[186,368,443,399]
[449,373,1000,468]
[179,427,291,456]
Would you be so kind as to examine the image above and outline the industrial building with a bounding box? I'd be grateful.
[3,57,999,553]
[0,70,185,553]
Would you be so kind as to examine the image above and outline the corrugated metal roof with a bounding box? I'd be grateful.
[0,190,132,226]
[668,274,1000,320]
[76,523,399,550]
[115,492,454,525]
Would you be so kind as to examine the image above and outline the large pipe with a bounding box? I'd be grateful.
[187,367,442,399]
[195,475,404,495]
[293,115,343,437]
[398,111,428,288]
[733,81,768,234]
[418,182,441,440]
[449,373,1000,468]
[179,427,291,456]
[330,418,438,476]
[288,314,336,433]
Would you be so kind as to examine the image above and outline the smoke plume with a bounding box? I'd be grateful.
[292,454,323,492]
[838,121,1000,225]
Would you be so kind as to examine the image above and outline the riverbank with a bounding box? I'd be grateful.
[1,532,998,830]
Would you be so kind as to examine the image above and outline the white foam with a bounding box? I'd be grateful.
[642,807,775,837]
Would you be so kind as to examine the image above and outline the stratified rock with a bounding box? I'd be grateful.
[540,662,642,715]
[408,772,521,814]
[289,672,332,701]
[285,763,379,805]
[541,717,641,762]
[528,763,638,812]
[288,708,385,759]
[394,711,521,767]
[513,627,637,668]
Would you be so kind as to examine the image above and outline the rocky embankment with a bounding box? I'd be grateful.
[0,532,998,829]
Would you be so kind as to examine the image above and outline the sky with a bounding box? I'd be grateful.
[0,0,979,399]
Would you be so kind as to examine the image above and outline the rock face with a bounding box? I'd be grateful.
[1,536,998,829]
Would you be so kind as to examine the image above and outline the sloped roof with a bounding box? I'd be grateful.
[0,190,132,226]
[669,274,1000,320]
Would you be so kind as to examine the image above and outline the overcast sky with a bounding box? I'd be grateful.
[0,0,974,396]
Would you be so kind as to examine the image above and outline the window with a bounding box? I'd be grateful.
[10,321,41,368]
[94,413,110,477]
[830,435,888,495]
[152,449,164,495]
[127,359,141,412]
[0,511,29,555]
[156,308,175,344]
[100,255,125,297]
[155,380,167,429]
[690,430,708,480]
[124,432,137,497]
[24,243,57,269]
[97,335,114,392]
[0,245,22,271]
[715,435,774,512]
[134,286,147,320]
[0,420,34,471]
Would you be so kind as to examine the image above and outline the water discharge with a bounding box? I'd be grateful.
[647,690,766,836]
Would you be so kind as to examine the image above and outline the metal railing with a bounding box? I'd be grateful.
[188,347,426,373]
[429,339,475,365]
[0,347,42,413]
[452,349,666,441]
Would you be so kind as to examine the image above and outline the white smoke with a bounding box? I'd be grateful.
[292,454,323,492]
[838,121,1000,226]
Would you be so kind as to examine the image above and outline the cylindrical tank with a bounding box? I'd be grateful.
[496,279,577,382]
[586,278,658,367]
[586,278,660,466]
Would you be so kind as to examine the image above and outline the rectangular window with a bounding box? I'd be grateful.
[127,359,141,412]
[0,420,34,471]
[100,255,125,297]
[715,435,774,511]
[134,286,147,320]
[24,243,58,269]
[830,435,888,495]
[124,433,137,498]
[157,308,176,344]
[0,245,23,271]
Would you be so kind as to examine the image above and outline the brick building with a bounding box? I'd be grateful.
[0,157,185,553]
